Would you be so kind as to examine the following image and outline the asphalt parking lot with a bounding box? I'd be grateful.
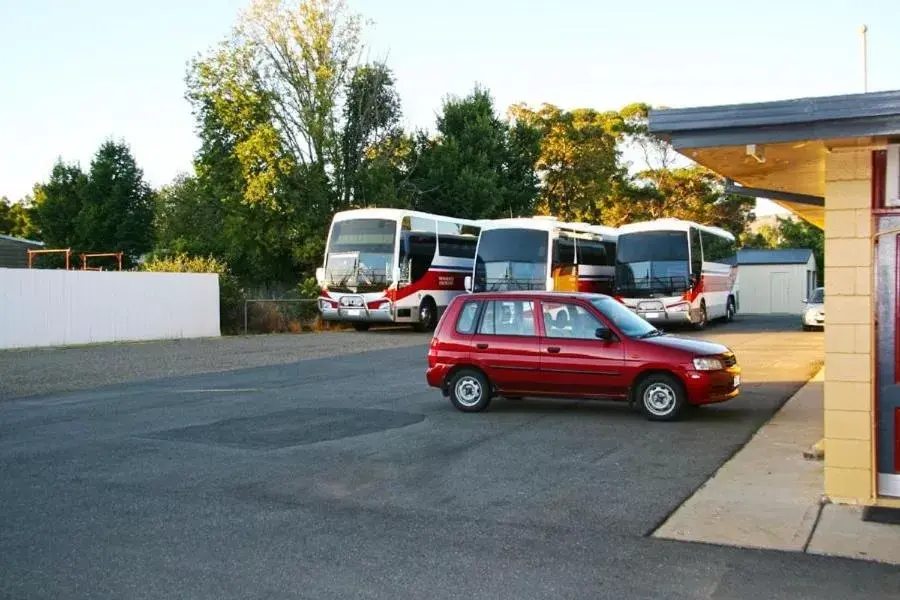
[2,316,898,599]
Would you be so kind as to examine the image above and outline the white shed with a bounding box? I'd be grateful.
[736,248,817,315]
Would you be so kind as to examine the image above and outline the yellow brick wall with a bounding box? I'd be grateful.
[822,149,875,504]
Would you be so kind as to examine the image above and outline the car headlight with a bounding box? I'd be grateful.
[693,357,724,371]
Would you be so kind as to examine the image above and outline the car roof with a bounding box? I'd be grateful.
[461,291,609,302]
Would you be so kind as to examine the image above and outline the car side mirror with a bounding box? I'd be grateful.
[595,327,613,341]
[464,275,473,292]
[315,267,325,285]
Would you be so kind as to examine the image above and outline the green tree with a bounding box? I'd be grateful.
[0,195,38,239]
[409,86,538,219]
[32,161,88,249]
[509,103,626,223]
[75,140,155,263]
[341,63,403,208]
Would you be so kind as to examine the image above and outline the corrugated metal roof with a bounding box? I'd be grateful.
[737,248,813,265]
[648,89,900,149]
[650,90,900,133]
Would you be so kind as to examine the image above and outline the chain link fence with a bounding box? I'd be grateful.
[242,298,341,335]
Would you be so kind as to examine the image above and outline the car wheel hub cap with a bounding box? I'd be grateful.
[455,377,482,407]
[645,383,675,415]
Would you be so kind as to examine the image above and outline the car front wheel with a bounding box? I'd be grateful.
[448,369,492,412]
[637,374,686,422]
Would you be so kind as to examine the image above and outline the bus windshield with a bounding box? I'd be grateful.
[615,230,690,297]
[325,218,396,292]
[474,228,548,292]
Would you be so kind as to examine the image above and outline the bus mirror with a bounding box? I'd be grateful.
[464,275,473,292]
[315,267,325,285]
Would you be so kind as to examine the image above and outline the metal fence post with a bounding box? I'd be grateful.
[244,300,249,335]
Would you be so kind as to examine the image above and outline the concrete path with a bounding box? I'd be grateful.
[654,368,900,566]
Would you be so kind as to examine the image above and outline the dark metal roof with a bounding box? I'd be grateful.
[737,248,813,266]
[649,90,900,148]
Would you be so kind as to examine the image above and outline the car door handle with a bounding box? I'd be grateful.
[547,346,561,354]
[476,343,489,350]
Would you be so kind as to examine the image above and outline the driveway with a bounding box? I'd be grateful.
[3,316,897,599]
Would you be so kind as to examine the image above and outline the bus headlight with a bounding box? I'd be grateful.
[669,302,690,312]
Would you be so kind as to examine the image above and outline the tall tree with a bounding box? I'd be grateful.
[341,63,403,208]
[32,161,88,249]
[410,86,538,219]
[509,103,626,223]
[75,140,155,263]
[181,0,393,287]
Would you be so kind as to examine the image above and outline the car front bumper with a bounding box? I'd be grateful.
[802,309,825,327]
[684,365,742,405]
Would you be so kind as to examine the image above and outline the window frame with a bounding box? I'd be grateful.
[539,300,611,341]
[474,298,539,338]
[454,300,482,335]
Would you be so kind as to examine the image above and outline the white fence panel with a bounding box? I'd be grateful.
[0,269,220,349]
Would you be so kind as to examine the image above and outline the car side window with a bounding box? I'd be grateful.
[541,302,606,340]
[478,300,536,336]
[455,301,479,334]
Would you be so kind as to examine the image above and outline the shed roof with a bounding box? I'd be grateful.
[0,233,43,247]
[737,248,812,265]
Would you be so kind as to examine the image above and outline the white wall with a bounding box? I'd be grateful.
[0,269,220,349]
[738,258,815,314]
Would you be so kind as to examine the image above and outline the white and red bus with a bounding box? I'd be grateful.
[467,217,618,294]
[315,208,481,331]
[614,218,738,328]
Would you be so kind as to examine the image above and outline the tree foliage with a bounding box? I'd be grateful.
[509,103,626,223]
[0,196,38,239]
[409,87,539,219]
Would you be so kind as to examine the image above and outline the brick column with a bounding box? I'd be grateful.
[823,149,875,503]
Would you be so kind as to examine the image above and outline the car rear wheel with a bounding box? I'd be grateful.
[637,374,686,422]
[448,369,491,412]
[352,322,370,332]
[725,297,736,322]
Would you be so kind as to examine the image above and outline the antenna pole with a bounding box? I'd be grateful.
[860,24,868,93]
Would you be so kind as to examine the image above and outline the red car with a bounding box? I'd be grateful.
[426,292,741,421]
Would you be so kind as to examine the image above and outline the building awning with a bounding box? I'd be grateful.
[648,90,900,228]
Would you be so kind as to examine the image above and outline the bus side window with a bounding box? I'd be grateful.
[401,217,437,281]
[690,227,703,275]
[552,234,576,270]
[437,219,480,259]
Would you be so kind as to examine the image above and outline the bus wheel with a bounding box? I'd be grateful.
[693,302,708,330]
[725,297,736,322]
[352,323,370,332]
[413,298,437,332]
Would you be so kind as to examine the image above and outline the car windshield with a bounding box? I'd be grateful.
[810,288,824,303]
[590,296,658,338]
[474,228,548,291]
[615,231,690,297]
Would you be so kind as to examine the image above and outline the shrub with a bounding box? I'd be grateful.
[140,253,244,332]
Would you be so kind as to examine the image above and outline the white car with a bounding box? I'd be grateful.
[801,287,824,331]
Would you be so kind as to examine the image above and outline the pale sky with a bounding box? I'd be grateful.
[2,0,899,216]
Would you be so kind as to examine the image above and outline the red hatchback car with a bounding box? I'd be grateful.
[426,292,741,421]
